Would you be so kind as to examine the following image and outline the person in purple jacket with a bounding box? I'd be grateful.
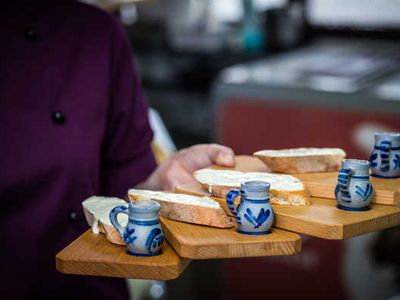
[0,1,235,299]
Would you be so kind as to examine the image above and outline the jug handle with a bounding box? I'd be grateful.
[336,168,352,202]
[109,205,129,238]
[226,190,241,224]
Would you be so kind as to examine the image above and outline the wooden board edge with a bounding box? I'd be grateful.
[55,252,190,281]
[373,191,398,206]
[162,228,302,260]
[167,239,302,260]
[274,214,344,240]
[394,191,400,205]
[182,242,301,260]
[342,212,400,239]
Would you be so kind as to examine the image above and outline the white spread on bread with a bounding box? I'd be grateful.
[128,189,220,209]
[254,148,345,157]
[82,196,128,233]
[194,169,304,191]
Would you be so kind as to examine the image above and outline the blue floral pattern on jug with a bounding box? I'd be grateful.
[394,154,400,169]
[244,208,270,229]
[226,181,274,235]
[335,159,374,211]
[369,132,400,178]
[355,183,373,200]
[146,228,164,255]
[110,200,164,256]
[123,227,137,245]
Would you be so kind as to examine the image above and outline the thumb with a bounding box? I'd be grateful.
[207,144,235,167]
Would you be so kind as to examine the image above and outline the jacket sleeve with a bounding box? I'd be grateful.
[100,21,157,197]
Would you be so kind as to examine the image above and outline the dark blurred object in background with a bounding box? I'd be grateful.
[265,0,308,52]
[371,227,400,292]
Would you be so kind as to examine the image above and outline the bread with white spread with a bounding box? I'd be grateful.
[82,196,128,245]
[194,169,310,206]
[128,189,234,228]
[254,148,346,173]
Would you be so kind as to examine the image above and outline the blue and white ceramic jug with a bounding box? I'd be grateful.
[369,132,400,178]
[226,181,274,235]
[110,200,164,256]
[335,159,373,211]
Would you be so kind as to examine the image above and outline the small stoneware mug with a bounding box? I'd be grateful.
[110,200,164,256]
[369,132,400,178]
[226,181,274,235]
[335,159,373,211]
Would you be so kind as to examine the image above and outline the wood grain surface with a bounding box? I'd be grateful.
[160,217,301,259]
[295,172,400,206]
[177,156,400,240]
[214,155,400,205]
[56,230,190,280]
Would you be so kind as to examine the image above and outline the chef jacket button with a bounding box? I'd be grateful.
[24,27,39,41]
[68,210,79,222]
[51,111,66,125]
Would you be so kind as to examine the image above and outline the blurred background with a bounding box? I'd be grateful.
[85,0,400,299]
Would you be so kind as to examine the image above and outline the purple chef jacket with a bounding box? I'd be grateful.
[0,0,157,299]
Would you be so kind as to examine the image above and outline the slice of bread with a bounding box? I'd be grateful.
[194,169,310,206]
[128,189,234,228]
[82,196,128,245]
[254,148,346,173]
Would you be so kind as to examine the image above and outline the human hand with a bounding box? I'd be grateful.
[137,144,235,191]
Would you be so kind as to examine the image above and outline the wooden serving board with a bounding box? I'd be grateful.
[160,217,301,259]
[215,155,400,206]
[295,172,400,206]
[176,183,400,240]
[56,230,190,280]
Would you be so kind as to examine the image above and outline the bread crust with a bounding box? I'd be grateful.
[254,148,345,173]
[203,183,310,206]
[128,194,234,228]
[99,222,125,245]
[83,205,125,245]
